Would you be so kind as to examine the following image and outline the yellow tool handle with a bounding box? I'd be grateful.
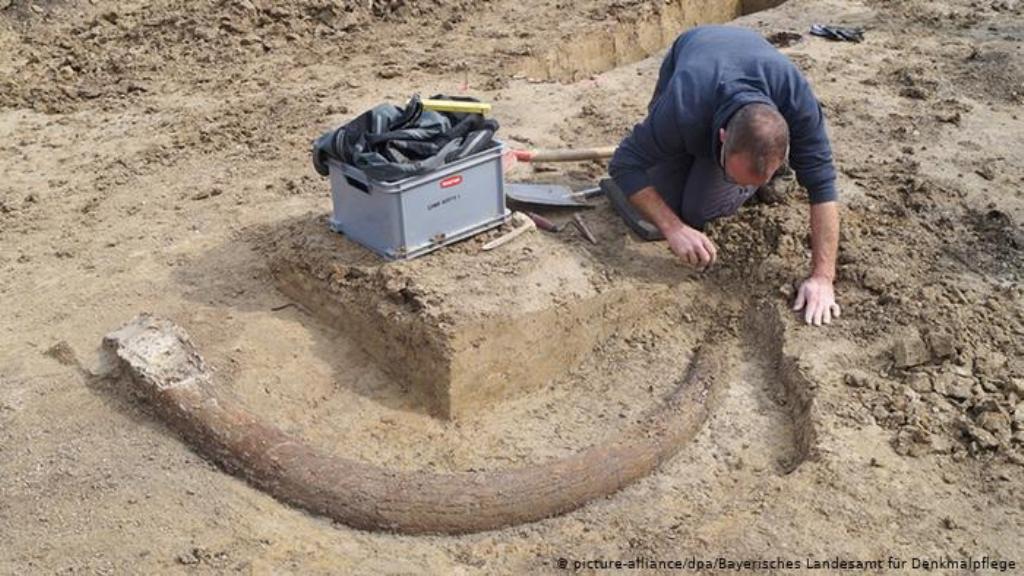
[422,99,492,115]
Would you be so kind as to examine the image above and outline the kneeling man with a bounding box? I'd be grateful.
[609,25,841,326]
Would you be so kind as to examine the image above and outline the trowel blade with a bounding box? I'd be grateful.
[505,182,589,207]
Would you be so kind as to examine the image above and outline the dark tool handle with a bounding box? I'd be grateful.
[525,211,559,232]
[573,186,604,199]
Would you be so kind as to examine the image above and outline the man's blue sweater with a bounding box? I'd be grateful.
[609,25,837,205]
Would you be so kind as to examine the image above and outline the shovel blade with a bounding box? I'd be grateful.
[505,182,588,207]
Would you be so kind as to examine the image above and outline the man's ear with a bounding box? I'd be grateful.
[719,128,726,143]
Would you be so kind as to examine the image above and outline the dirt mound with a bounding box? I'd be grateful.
[262,214,673,418]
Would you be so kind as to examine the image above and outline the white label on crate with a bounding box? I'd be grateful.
[440,175,463,189]
[427,194,460,211]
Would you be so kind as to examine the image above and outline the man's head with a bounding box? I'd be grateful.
[719,103,789,187]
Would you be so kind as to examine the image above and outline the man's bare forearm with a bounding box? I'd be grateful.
[809,201,839,281]
[629,186,686,235]
[630,185,718,268]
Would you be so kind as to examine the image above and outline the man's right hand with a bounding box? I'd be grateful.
[626,185,718,270]
[666,224,717,270]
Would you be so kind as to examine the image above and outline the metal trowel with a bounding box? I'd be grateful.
[505,182,603,207]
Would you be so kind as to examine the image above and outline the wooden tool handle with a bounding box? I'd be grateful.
[512,146,616,163]
[482,213,536,251]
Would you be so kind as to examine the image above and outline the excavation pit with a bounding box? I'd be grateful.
[517,0,789,82]
[265,215,670,419]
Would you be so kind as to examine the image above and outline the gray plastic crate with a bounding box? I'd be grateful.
[327,143,508,260]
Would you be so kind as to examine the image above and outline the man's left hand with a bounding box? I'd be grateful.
[793,275,840,326]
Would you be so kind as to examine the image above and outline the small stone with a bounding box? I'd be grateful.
[965,424,999,449]
[891,393,910,412]
[893,330,930,368]
[951,364,973,377]
[844,371,869,388]
[861,268,899,293]
[901,86,931,100]
[77,86,103,99]
[906,372,932,393]
[980,379,1000,393]
[766,30,803,48]
[975,165,996,181]
[945,376,974,401]
[930,435,953,454]
[926,331,956,359]
[893,427,931,457]
[973,349,1008,376]
[191,188,223,201]
[1006,378,1024,398]
[872,405,889,423]
[977,411,1012,442]
[973,398,1001,414]
[44,341,77,366]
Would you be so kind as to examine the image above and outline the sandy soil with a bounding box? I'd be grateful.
[1,0,1023,573]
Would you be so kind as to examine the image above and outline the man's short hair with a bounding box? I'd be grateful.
[724,103,790,177]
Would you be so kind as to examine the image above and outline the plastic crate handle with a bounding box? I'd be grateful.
[344,174,371,195]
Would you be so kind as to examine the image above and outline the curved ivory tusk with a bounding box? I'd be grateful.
[103,314,725,535]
